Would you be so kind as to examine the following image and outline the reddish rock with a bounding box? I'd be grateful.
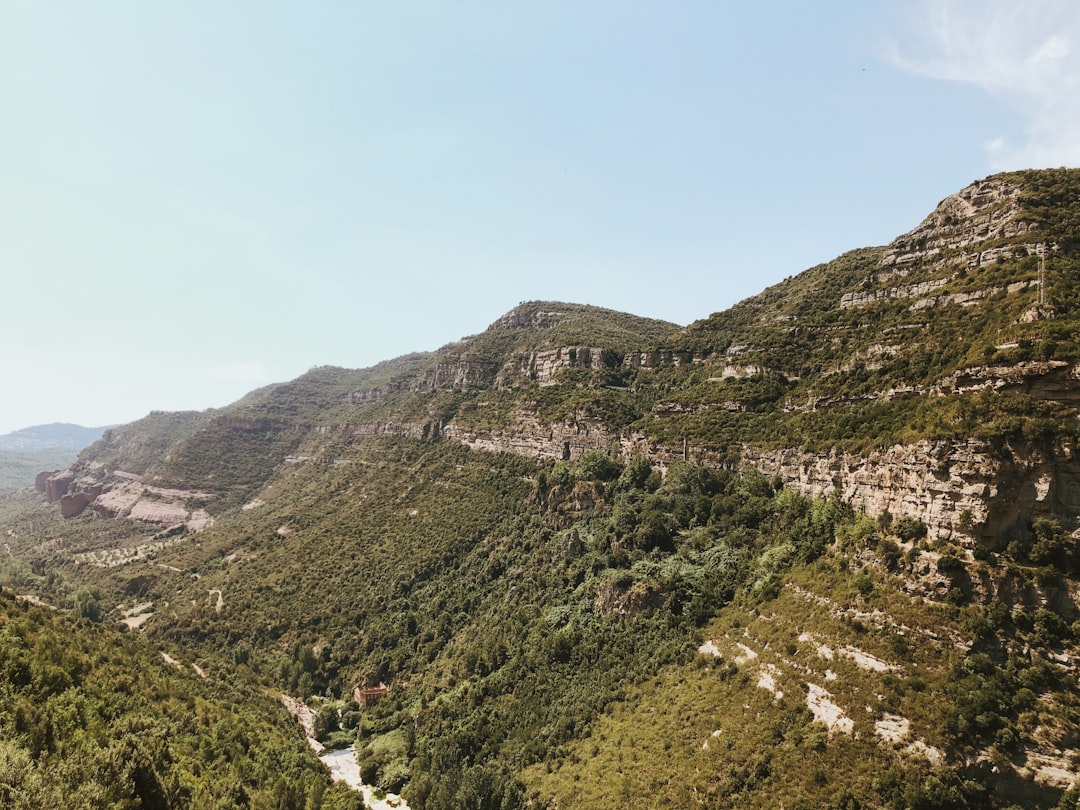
[34,471,57,494]
[60,491,94,518]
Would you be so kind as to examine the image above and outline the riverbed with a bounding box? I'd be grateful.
[319,748,410,810]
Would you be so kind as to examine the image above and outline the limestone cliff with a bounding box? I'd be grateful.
[742,438,1080,545]
[877,175,1040,274]
[41,171,1080,551]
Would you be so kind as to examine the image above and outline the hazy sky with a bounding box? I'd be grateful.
[2,1,1078,434]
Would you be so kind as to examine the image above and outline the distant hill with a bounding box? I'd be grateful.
[0,423,112,491]
[0,422,112,453]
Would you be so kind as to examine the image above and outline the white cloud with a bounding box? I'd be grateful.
[891,0,1080,169]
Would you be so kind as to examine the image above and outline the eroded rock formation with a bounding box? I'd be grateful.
[742,438,1080,545]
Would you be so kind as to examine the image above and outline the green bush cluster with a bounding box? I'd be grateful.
[0,592,359,810]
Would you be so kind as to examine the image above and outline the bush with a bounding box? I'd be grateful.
[615,455,655,492]
[313,704,339,740]
[1028,518,1075,573]
[574,449,622,482]
[937,554,963,573]
[894,517,928,542]
[878,538,901,570]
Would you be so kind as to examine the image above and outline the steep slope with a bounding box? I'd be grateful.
[35,302,681,527]
[7,168,1080,809]
[643,170,1080,545]
[9,445,1080,808]
[0,590,361,809]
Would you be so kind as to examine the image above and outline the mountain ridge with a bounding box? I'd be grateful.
[0,422,113,453]
[6,167,1080,808]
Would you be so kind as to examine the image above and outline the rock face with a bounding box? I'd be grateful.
[444,410,618,462]
[350,360,498,403]
[938,360,1080,402]
[60,491,96,518]
[44,470,74,503]
[228,406,1080,547]
[841,279,949,309]
[878,176,1039,272]
[40,464,215,533]
[742,438,1080,545]
[511,347,612,385]
[127,501,191,524]
[625,350,700,369]
[488,307,566,331]
[34,470,56,494]
[350,346,697,403]
[93,482,143,519]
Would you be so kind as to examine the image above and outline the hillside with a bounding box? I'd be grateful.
[0,590,361,809]
[0,448,78,492]
[4,168,1080,808]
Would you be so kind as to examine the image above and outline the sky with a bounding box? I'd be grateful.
[1,0,1078,434]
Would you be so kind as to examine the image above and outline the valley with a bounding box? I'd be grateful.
[2,168,1080,808]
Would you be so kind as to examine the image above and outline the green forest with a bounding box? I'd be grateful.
[4,169,1080,807]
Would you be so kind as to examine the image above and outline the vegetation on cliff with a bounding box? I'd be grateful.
[5,169,1080,807]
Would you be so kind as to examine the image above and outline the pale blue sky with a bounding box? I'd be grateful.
[2,1,1078,434]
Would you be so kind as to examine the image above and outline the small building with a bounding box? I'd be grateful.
[353,682,389,708]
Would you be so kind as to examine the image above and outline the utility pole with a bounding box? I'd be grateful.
[1038,242,1046,307]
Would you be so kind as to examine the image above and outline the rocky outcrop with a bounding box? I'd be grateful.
[443,410,618,462]
[60,491,96,518]
[741,438,1080,545]
[878,177,1039,271]
[127,501,191,524]
[41,464,216,531]
[511,346,613,385]
[717,364,769,379]
[488,307,567,331]
[911,279,1037,311]
[625,350,701,369]
[841,279,948,309]
[938,360,1080,401]
[93,482,143,518]
[845,177,1050,320]
[351,345,708,403]
[44,470,75,503]
[424,360,497,391]
[214,416,296,432]
[350,360,498,403]
[593,577,660,618]
[337,422,426,439]
[428,413,1079,547]
[34,471,57,494]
